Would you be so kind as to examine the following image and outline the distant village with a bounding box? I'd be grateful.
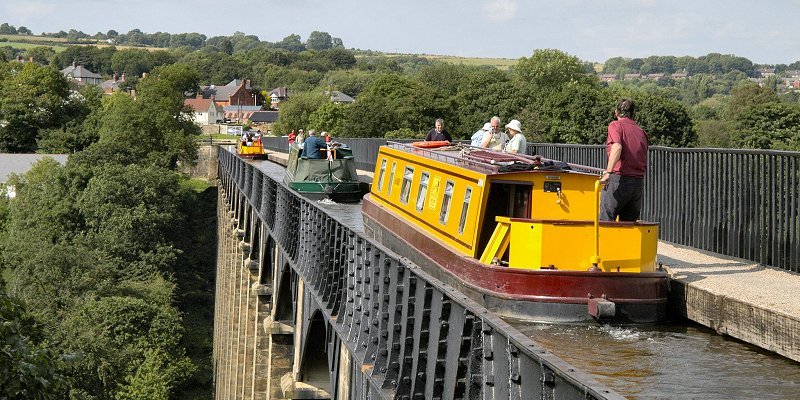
[10,56,355,133]
[597,67,800,90]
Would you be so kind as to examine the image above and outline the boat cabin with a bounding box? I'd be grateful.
[368,142,658,273]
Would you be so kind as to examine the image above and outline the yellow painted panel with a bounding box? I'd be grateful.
[507,221,658,272]
[428,176,441,210]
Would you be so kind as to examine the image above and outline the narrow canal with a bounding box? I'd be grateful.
[250,157,800,399]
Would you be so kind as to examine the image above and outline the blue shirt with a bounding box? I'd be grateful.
[302,136,327,159]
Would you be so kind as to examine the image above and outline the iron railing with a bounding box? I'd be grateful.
[261,137,800,272]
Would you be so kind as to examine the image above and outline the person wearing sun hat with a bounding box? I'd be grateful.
[503,119,526,154]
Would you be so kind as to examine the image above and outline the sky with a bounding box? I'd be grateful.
[3,0,799,65]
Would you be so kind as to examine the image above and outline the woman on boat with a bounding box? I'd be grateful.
[504,119,527,154]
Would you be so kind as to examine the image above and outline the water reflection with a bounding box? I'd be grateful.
[510,320,800,399]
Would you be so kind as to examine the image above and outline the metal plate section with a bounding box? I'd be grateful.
[217,147,625,400]
[543,181,562,193]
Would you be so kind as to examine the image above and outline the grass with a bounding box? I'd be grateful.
[424,55,518,70]
[0,40,68,52]
[0,34,169,53]
[182,178,213,193]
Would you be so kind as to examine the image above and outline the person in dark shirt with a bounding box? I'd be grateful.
[301,129,327,159]
[600,98,649,221]
[425,118,452,142]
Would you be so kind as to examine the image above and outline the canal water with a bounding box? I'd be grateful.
[250,157,800,399]
[509,320,800,399]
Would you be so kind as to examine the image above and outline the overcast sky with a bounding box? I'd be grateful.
[3,0,799,64]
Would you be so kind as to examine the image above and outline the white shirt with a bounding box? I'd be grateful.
[482,131,508,150]
[504,133,527,154]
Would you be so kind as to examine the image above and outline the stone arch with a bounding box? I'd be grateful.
[274,262,295,323]
[299,309,332,393]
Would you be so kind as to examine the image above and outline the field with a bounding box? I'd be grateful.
[0,34,168,52]
[423,55,518,70]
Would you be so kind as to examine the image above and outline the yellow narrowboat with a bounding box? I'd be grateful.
[237,139,267,159]
[362,142,667,323]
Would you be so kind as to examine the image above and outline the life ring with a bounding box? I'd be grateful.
[411,140,451,149]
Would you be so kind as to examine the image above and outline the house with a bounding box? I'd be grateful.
[100,73,125,94]
[758,67,776,78]
[223,105,263,124]
[328,90,355,104]
[671,72,689,79]
[184,95,226,125]
[598,74,617,82]
[623,73,641,80]
[268,87,289,110]
[647,73,665,81]
[248,111,280,124]
[199,79,257,108]
[61,62,102,85]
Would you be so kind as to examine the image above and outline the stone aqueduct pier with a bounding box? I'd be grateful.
[212,148,623,399]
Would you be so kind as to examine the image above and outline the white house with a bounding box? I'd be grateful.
[184,96,225,125]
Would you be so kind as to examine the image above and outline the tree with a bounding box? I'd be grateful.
[272,91,328,135]
[306,31,333,51]
[308,101,349,136]
[0,63,71,152]
[0,23,16,34]
[16,26,31,35]
[0,289,66,400]
[274,34,306,52]
[343,74,448,137]
[732,102,800,150]
[724,81,779,120]
[515,49,593,88]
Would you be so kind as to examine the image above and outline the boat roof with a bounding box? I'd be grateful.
[384,142,602,176]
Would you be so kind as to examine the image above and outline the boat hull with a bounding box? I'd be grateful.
[286,180,367,203]
[362,195,668,324]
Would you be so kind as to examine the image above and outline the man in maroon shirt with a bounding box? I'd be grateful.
[599,99,648,221]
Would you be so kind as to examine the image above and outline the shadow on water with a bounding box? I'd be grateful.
[508,319,800,399]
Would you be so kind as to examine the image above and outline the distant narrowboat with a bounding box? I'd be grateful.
[237,139,267,159]
[362,142,667,323]
[284,143,368,203]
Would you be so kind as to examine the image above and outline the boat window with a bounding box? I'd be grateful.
[458,187,472,235]
[387,162,397,196]
[400,166,414,204]
[377,159,387,191]
[440,180,454,225]
[416,172,430,211]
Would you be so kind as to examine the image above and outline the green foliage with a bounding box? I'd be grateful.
[0,62,71,152]
[308,101,350,136]
[384,127,423,139]
[0,288,66,400]
[515,49,593,88]
[273,91,328,135]
[306,31,333,51]
[518,83,614,144]
[628,91,697,147]
[59,296,193,399]
[731,102,800,150]
[37,84,104,153]
[343,74,448,138]
[695,119,733,148]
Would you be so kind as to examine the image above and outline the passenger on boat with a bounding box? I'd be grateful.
[296,129,305,151]
[503,119,526,154]
[241,131,254,145]
[288,130,296,149]
[425,118,452,142]
[301,129,328,159]
[600,98,649,222]
[480,116,508,150]
[471,122,492,146]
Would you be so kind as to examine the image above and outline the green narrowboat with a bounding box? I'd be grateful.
[283,143,368,203]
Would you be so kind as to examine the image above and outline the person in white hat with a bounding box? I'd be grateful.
[504,119,526,154]
[471,122,492,146]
